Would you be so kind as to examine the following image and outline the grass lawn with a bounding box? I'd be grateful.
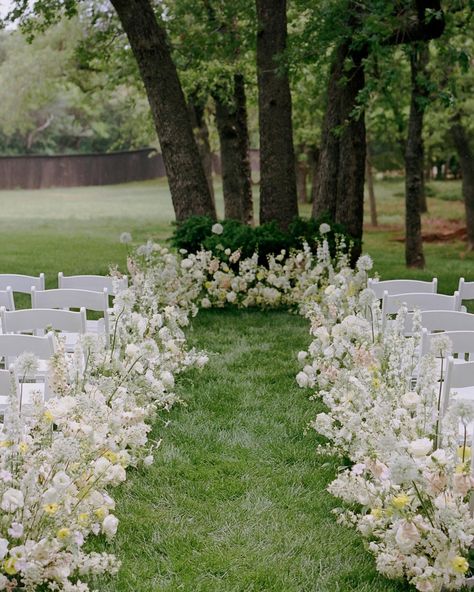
[0,176,469,590]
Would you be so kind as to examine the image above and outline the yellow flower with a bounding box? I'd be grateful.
[371,508,383,519]
[94,507,106,520]
[392,493,410,510]
[451,556,469,574]
[104,450,118,464]
[204,281,213,290]
[3,557,17,575]
[43,410,54,422]
[455,463,469,474]
[78,513,90,526]
[372,377,381,389]
[256,271,265,281]
[43,503,59,515]
[0,440,12,448]
[457,446,471,462]
[347,282,356,297]
[57,528,71,540]
[18,442,28,454]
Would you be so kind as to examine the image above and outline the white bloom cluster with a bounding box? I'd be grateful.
[298,259,474,591]
[0,258,208,589]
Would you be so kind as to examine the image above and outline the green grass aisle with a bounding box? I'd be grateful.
[92,310,406,592]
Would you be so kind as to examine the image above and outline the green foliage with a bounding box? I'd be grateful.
[171,215,353,265]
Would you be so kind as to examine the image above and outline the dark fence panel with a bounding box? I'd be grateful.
[0,148,262,190]
[0,148,166,190]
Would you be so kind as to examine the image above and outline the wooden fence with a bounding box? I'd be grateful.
[0,148,261,190]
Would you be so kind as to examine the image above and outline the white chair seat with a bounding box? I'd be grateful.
[452,387,474,402]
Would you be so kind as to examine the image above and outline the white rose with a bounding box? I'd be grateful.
[395,520,420,552]
[297,351,308,363]
[1,489,24,513]
[415,580,434,592]
[181,258,193,270]
[226,291,237,303]
[211,223,224,235]
[408,438,432,458]
[401,391,420,409]
[102,514,119,540]
[296,371,310,388]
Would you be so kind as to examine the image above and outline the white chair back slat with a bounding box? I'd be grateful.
[0,332,56,364]
[421,329,474,360]
[0,274,45,293]
[0,288,15,311]
[1,307,87,335]
[368,278,437,299]
[420,310,474,333]
[58,273,128,296]
[31,287,108,312]
[382,291,461,330]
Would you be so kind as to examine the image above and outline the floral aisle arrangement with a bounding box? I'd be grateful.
[129,224,354,310]
[297,260,474,591]
[0,265,207,590]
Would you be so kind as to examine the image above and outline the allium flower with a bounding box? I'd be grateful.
[15,351,38,376]
[449,399,474,424]
[356,254,373,272]
[211,223,224,235]
[120,232,132,244]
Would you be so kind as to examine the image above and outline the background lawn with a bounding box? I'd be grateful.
[0,177,470,591]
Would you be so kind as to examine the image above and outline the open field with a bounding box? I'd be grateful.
[0,177,470,590]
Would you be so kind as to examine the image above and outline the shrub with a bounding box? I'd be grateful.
[170,215,355,266]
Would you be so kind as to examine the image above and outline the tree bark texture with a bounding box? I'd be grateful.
[188,98,215,206]
[214,75,253,224]
[405,43,429,269]
[312,40,366,261]
[110,0,216,222]
[309,146,320,204]
[296,144,309,204]
[256,0,298,230]
[451,115,474,251]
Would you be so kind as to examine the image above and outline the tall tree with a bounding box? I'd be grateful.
[405,43,430,268]
[256,0,298,229]
[188,95,215,204]
[451,115,474,250]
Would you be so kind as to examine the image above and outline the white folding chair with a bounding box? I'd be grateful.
[368,278,437,299]
[382,291,461,331]
[0,273,44,297]
[1,307,87,352]
[441,357,474,413]
[458,278,474,302]
[421,329,474,361]
[58,273,128,296]
[0,288,14,311]
[31,287,110,346]
[0,333,56,404]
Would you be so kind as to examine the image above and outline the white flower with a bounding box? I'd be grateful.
[1,488,24,512]
[181,258,194,270]
[319,223,331,235]
[8,523,23,539]
[297,351,308,363]
[102,515,119,540]
[15,352,38,376]
[144,455,154,466]
[408,438,432,458]
[120,232,132,244]
[296,371,310,388]
[395,520,420,552]
[356,254,373,272]
[401,391,420,409]
[211,223,224,235]
[0,539,8,560]
[201,297,212,309]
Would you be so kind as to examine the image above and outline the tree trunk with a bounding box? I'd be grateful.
[256,0,298,229]
[296,144,309,204]
[234,74,254,225]
[214,75,253,224]
[312,40,366,261]
[451,114,474,251]
[110,0,216,221]
[366,143,378,227]
[188,97,215,206]
[419,164,428,213]
[309,146,320,204]
[405,43,429,268]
